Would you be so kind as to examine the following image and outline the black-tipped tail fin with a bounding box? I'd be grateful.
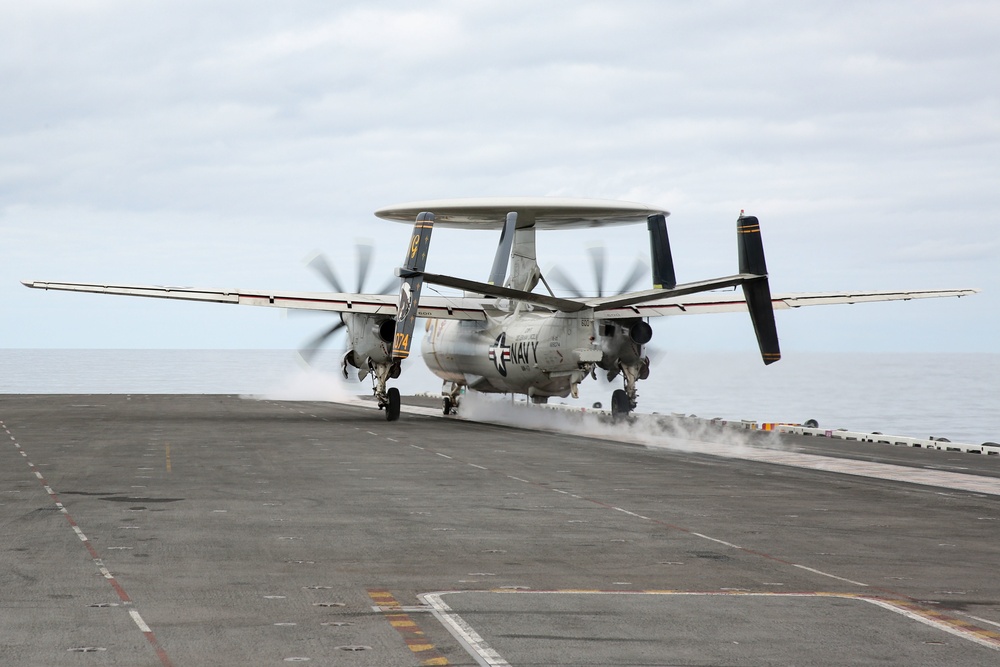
[647,213,676,289]
[738,213,780,364]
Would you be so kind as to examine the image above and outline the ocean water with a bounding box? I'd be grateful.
[1,349,997,445]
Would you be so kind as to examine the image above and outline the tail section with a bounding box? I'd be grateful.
[487,212,518,286]
[737,214,780,364]
[392,212,434,359]
[647,213,677,289]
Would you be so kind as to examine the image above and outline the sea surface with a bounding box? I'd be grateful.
[1,349,997,445]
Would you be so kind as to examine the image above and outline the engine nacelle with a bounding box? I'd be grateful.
[376,318,396,344]
[597,319,651,375]
[628,321,653,345]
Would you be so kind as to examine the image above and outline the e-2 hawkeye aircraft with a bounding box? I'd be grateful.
[22,197,978,421]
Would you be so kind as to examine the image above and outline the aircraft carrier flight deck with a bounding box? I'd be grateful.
[2,394,999,666]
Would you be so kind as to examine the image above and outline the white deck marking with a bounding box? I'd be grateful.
[965,614,1000,630]
[865,597,1000,651]
[129,610,152,633]
[646,438,1000,496]
[420,593,511,666]
[4,422,175,666]
[691,533,743,550]
[425,590,1000,658]
[792,564,869,587]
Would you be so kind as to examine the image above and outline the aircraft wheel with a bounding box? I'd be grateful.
[443,397,452,415]
[611,389,631,419]
[386,387,401,422]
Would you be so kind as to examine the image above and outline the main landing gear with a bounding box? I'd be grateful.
[385,387,400,422]
[371,360,403,422]
[610,356,648,420]
[611,389,631,418]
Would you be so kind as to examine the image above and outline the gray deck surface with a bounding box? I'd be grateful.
[2,394,998,666]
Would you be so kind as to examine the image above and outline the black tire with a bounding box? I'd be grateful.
[611,389,631,419]
[386,387,401,422]
[803,419,819,429]
[443,397,452,415]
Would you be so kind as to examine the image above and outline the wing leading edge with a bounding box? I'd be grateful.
[592,287,981,319]
[19,280,489,321]
[20,280,978,320]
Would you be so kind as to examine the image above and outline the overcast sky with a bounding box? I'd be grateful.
[3,0,997,354]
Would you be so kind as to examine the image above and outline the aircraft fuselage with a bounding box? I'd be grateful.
[422,310,599,399]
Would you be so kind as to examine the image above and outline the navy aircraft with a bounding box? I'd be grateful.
[22,198,978,421]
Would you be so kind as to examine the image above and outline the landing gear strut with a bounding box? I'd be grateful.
[370,360,403,422]
[442,382,462,416]
[611,356,648,419]
[385,387,400,422]
[611,389,631,418]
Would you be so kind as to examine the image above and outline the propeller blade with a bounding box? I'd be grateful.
[615,259,647,294]
[374,276,400,295]
[546,266,584,298]
[298,319,346,363]
[306,252,344,293]
[588,245,606,297]
[355,243,374,293]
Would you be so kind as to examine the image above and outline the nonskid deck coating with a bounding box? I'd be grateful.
[2,394,998,666]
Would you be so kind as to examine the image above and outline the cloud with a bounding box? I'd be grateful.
[1,0,998,350]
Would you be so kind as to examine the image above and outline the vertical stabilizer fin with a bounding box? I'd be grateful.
[392,212,434,359]
[508,226,539,292]
[488,212,518,286]
[737,214,781,365]
[647,213,676,289]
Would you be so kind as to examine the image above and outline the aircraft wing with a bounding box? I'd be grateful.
[20,280,489,321]
[593,287,980,319]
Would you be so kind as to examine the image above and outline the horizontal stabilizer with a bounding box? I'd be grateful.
[589,275,752,311]
[419,271,587,312]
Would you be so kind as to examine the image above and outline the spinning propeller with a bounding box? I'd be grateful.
[546,245,646,298]
[298,243,398,363]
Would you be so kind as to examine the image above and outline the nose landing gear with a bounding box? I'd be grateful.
[442,382,462,416]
